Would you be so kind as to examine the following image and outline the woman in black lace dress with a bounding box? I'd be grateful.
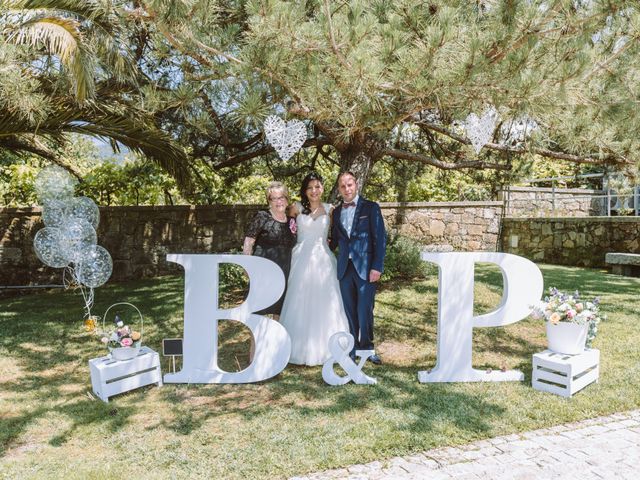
[242,181,296,317]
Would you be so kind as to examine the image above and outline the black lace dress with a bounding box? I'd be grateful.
[245,210,296,314]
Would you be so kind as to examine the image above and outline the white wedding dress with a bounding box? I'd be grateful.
[280,203,350,366]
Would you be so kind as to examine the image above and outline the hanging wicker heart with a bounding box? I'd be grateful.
[263,115,307,161]
[464,106,499,153]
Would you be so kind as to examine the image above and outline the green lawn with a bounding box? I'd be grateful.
[1,264,639,479]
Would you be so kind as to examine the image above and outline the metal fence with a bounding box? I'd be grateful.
[503,173,640,217]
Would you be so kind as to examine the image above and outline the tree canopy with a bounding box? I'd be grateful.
[2,0,639,201]
[0,0,189,186]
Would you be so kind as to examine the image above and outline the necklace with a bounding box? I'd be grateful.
[309,203,322,216]
[270,209,286,222]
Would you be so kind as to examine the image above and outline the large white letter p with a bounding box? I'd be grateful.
[419,252,543,383]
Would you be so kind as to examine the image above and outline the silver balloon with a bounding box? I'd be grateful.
[34,165,76,204]
[59,219,97,264]
[68,196,100,229]
[76,245,113,288]
[42,199,70,228]
[33,227,69,268]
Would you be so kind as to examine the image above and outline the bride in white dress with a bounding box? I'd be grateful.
[280,172,350,366]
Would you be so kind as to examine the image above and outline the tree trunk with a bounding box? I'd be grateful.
[328,143,377,202]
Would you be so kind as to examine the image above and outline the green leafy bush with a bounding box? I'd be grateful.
[381,232,427,281]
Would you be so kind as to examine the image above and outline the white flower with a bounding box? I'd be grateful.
[116,320,124,328]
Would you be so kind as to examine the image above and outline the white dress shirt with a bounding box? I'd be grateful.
[340,194,359,237]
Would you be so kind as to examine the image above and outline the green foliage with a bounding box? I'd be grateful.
[381,232,426,281]
[4,1,639,200]
[0,1,189,186]
[0,152,42,206]
[77,158,182,206]
[218,262,250,308]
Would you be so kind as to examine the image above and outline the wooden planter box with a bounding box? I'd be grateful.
[532,349,599,398]
[89,346,162,403]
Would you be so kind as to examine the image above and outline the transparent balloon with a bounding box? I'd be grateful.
[33,227,69,268]
[76,245,113,288]
[68,196,100,229]
[42,199,70,228]
[34,165,76,204]
[59,219,97,264]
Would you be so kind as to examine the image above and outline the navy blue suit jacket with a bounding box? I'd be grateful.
[330,198,386,281]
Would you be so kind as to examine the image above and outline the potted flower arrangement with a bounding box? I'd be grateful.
[532,288,604,354]
[100,303,144,361]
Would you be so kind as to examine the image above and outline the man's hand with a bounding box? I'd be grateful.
[369,269,381,283]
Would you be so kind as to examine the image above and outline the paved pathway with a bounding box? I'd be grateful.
[293,410,640,480]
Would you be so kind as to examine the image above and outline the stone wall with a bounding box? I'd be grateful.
[500,217,640,267]
[380,201,503,252]
[499,186,606,217]
[0,201,503,287]
[0,205,259,288]
[5,203,640,287]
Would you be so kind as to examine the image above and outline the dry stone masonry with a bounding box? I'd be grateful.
[1,202,503,288]
[2,199,640,287]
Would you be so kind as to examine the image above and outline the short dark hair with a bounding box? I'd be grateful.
[337,171,358,183]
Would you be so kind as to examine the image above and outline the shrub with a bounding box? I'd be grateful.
[381,232,426,281]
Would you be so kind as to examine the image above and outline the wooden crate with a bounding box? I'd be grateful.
[89,346,162,403]
[532,349,599,398]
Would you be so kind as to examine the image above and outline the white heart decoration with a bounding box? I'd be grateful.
[464,106,499,153]
[263,115,307,161]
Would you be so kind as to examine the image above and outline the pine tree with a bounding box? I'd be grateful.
[140,0,640,193]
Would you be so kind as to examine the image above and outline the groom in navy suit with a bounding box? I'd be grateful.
[330,172,386,364]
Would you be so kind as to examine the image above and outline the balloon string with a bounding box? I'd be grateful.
[63,266,95,319]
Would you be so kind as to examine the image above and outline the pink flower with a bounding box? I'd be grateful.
[575,303,584,312]
[289,218,297,234]
[121,337,133,347]
[567,309,576,319]
[101,337,109,344]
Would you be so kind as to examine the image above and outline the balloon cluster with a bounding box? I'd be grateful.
[33,166,113,317]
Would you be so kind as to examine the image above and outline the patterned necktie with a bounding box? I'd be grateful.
[343,201,356,208]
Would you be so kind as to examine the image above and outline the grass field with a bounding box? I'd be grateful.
[1,263,639,479]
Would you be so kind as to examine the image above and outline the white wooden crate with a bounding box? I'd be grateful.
[532,349,599,398]
[89,346,162,403]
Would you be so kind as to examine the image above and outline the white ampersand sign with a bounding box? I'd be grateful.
[163,254,291,384]
[322,332,377,385]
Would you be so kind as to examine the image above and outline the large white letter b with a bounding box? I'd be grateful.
[164,254,291,384]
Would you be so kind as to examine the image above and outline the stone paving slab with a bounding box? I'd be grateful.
[291,410,640,480]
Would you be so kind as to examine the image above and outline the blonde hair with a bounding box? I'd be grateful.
[265,181,289,204]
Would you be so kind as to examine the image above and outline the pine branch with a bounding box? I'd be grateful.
[382,147,510,171]
[137,5,308,109]
[418,121,625,166]
[583,36,638,82]
[0,134,83,179]
[323,0,351,70]
[213,138,330,169]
